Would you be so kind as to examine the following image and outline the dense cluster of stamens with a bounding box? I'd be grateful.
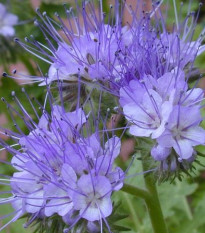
[0,85,124,232]
[117,1,205,174]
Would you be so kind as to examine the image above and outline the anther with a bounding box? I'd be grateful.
[113,106,119,111]
[14,38,19,42]
[178,157,183,163]
[25,37,29,42]
[34,20,39,26]
[2,72,7,77]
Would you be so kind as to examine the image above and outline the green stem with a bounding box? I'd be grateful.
[144,189,168,233]
[122,182,168,233]
[102,0,110,14]
[121,183,150,201]
[142,158,168,233]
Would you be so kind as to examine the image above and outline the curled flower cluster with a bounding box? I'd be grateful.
[0,92,124,231]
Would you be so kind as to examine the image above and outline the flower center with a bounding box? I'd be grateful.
[172,127,183,140]
[150,116,161,129]
[86,192,101,206]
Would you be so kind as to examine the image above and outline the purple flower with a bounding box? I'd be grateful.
[151,145,171,161]
[120,67,205,167]
[44,166,75,217]
[111,2,205,92]
[120,71,180,139]
[73,175,112,221]
[16,2,126,86]
[1,0,205,230]
[11,166,45,214]
[10,0,205,97]
[160,31,205,69]
[0,90,124,232]
[0,3,18,37]
[157,106,205,160]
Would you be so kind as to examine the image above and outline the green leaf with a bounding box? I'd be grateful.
[39,2,69,16]
[158,180,198,218]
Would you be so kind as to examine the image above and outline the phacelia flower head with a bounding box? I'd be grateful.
[115,1,205,177]
[158,1,205,70]
[108,1,205,93]
[0,87,124,232]
[11,0,205,95]
[0,3,18,37]
[120,66,205,175]
[13,1,173,91]
[15,0,128,87]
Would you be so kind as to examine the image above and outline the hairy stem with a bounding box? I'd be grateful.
[143,184,168,233]
[122,181,168,233]
[121,183,150,201]
[142,157,168,233]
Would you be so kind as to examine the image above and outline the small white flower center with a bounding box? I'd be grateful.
[151,117,161,128]
[172,127,183,139]
[86,192,101,206]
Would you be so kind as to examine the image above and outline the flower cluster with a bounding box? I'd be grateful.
[0,94,124,232]
[15,1,205,92]
[0,3,18,37]
[15,1,165,90]
[1,0,205,232]
[117,2,205,173]
[120,67,205,171]
[16,1,126,86]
